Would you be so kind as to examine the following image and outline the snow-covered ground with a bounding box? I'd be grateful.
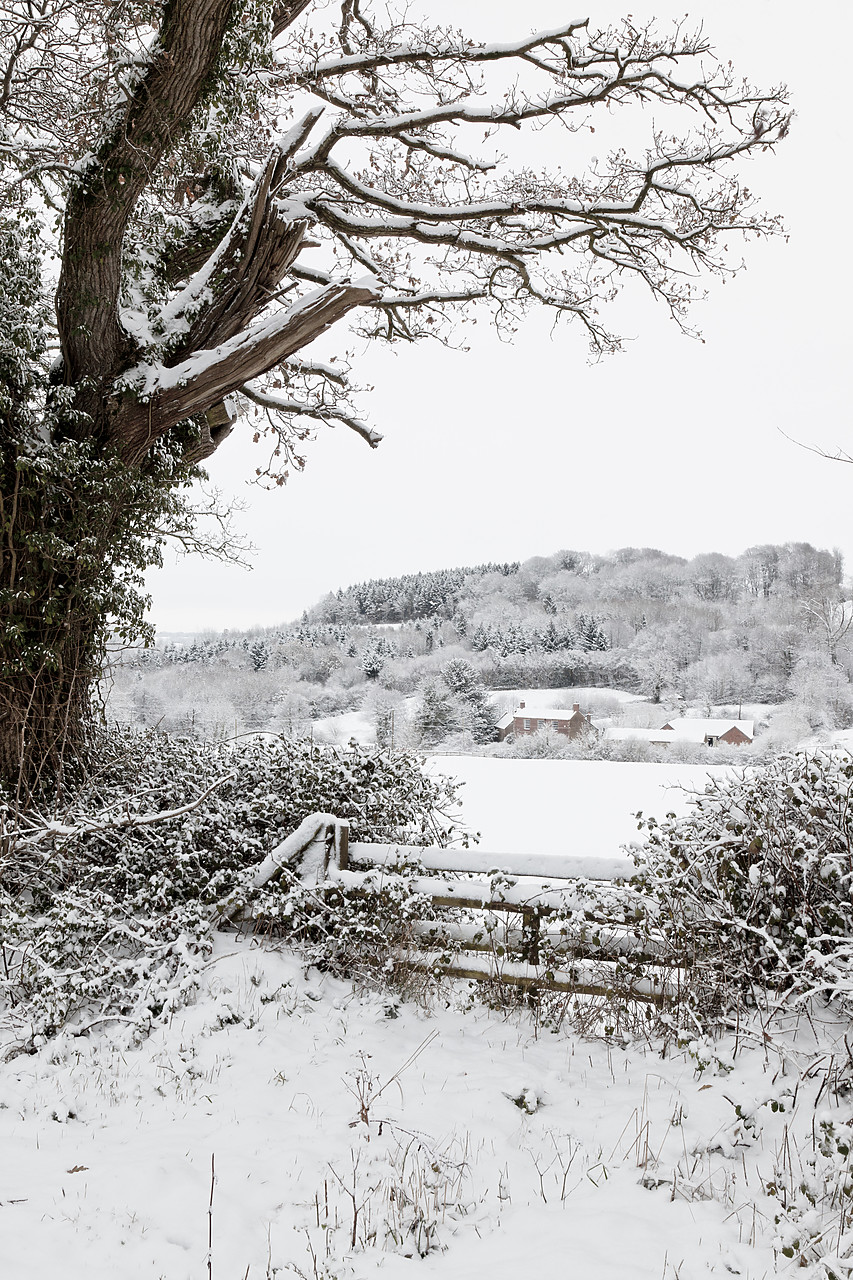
[0,941,829,1280]
[1,757,842,1280]
[427,757,728,858]
[313,708,376,746]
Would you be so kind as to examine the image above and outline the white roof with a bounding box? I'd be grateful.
[662,718,754,742]
[514,705,581,721]
[604,727,674,743]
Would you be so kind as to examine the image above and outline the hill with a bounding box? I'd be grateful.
[109,541,853,748]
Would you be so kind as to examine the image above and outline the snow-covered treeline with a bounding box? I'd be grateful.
[309,562,521,625]
[108,541,853,745]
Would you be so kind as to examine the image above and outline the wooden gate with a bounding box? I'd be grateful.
[251,815,675,1004]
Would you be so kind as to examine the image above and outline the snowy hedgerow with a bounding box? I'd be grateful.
[631,751,853,1023]
[0,729,465,1054]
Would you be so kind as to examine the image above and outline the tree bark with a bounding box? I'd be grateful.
[0,625,97,804]
[56,0,237,419]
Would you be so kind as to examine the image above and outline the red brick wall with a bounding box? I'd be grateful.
[719,726,752,745]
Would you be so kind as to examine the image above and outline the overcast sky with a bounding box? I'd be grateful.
[147,0,853,634]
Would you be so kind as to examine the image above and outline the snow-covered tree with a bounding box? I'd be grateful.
[412,679,460,746]
[787,652,853,731]
[0,0,791,793]
[439,658,495,743]
[630,631,679,703]
[360,640,384,680]
[249,639,270,672]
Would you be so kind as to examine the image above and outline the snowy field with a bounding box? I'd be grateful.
[1,943,830,1280]
[312,708,377,746]
[427,756,729,858]
[1,758,842,1280]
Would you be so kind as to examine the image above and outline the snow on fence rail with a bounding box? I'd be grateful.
[245,814,676,1004]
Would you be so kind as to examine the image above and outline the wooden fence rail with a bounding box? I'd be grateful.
[253,816,676,1004]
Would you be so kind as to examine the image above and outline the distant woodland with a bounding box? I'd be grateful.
[109,544,853,749]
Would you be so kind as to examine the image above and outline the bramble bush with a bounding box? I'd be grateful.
[0,728,464,1056]
[631,751,853,1025]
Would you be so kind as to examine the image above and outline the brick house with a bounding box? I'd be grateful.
[497,700,596,742]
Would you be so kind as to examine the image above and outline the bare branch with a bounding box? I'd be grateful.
[241,382,383,448]
[17,771,237,849]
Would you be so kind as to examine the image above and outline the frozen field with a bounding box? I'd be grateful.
[427,756,729,858]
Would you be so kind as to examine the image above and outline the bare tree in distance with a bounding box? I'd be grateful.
[0,0,791,795]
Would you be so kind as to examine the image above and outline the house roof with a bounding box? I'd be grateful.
[513,705,583,721]
[604,727,675,743]
[660,718,754,741]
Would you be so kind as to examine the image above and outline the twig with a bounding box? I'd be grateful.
[208,1152,215,1280]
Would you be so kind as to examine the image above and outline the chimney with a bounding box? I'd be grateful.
[573,703,580,714]
[519,700,525,709]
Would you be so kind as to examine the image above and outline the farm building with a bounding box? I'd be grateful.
[497,701,596,742]
[660,718,754,746]
[603,727,678,747]
[604,718,754,748]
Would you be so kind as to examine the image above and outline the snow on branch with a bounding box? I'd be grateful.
[299,20,591,81]
[9,0,791,479]
[112,281,379,465]
[241,381,383,448]
[14,771,237,850]
[156,154,315,361]
[235,8,787,363]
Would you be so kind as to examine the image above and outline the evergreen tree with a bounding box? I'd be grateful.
[361,641,384,681]
[249,640,269,672]
[440,659,496,743]
[412,680,461,746]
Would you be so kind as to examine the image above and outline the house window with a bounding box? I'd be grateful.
[553,720,560,730]
[524,718,531,731]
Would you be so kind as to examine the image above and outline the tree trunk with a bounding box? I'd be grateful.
[0,617,97,803]
[0,450,138,801]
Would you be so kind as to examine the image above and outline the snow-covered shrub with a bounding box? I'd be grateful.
[600,736,660,763]
[631,751,853,1024]
[0,729,465,1053]
[501,727,576,759]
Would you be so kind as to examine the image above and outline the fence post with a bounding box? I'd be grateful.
[335,820,350,871]
[521,907,541,966]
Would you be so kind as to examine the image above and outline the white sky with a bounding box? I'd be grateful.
[148,0,853,634]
